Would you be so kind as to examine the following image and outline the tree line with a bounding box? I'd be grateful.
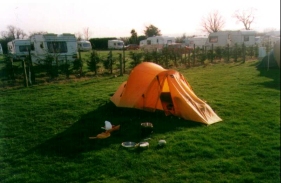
[1,7,272,53]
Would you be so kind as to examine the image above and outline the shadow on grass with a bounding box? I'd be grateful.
[256,67,280,90]
[28,102,202,158]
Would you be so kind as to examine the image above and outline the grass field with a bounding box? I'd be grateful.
[0,59,280,183]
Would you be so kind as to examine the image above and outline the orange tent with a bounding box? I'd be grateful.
[110,62,222,125]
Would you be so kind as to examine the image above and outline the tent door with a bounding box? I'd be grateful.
[160,92,175,115]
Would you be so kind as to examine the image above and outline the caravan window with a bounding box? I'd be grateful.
[19,45,31,52]
[47,41,67,53]
[167,40,172,44]
[82,42,91,48]
[244,36,249,42]
[147,40,151,45]
[209,36,218,43]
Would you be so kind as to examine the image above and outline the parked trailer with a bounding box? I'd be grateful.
[184,36,208,48]
[205,30,257,48]
[108,40,124,50]
[141,36,176,52]
[7,39,31,59]
[260,35,280,47]
[30,33,77,64]
[139,40,147,48]
[147,36,175,45]
[77,40,92,51]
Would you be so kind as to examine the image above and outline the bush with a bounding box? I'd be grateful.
[103,50,114,74]
[87,50,100,75]
[129,52,143,68]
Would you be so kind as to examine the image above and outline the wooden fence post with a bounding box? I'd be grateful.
[193,44,195,66]
[28,48,35,84]
[78,49,83,76]
[123,45,126,73]
[65,55,69,78]
[188,50,191,67]
[9,56,15,80]
[227,44,230,62]
[119,53,123,76]
[242,43,246,63]
[184,52,187,66]
[22,59,28,87]
[211,44,214,63]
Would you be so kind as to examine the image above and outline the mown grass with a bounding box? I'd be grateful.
[0,60,280,183]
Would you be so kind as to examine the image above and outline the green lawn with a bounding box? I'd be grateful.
[0,60,280,183]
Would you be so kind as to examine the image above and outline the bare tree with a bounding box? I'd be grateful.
[233,8,256,30]
[1,31,11,39]
[201,10,225,33]
[29,31,48,38]
[7,25,17,39]
[75,32,83,41]
[16,28,27,39]
[83,27,91,40]
[1,25,27,39]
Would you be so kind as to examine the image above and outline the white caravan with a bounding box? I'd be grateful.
[108,40,124,49]
[184,36,208,48]
[77,40,92,51]
[141,36,176,52]
[259,35,280,47]
[30,33,77,64]
[205,30,257,48]
[146,36,175,45]
[139,40,147,48]
[7,39,31,59]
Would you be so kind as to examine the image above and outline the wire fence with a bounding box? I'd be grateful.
[0,43,271,87]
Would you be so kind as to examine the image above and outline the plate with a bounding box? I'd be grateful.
[121,142,136,148]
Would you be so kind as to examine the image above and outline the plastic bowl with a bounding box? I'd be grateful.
[158,140,166,146]
[141,122,153,128]
[121,142,136,148]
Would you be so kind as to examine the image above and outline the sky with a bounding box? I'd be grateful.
[0,0,280,39]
